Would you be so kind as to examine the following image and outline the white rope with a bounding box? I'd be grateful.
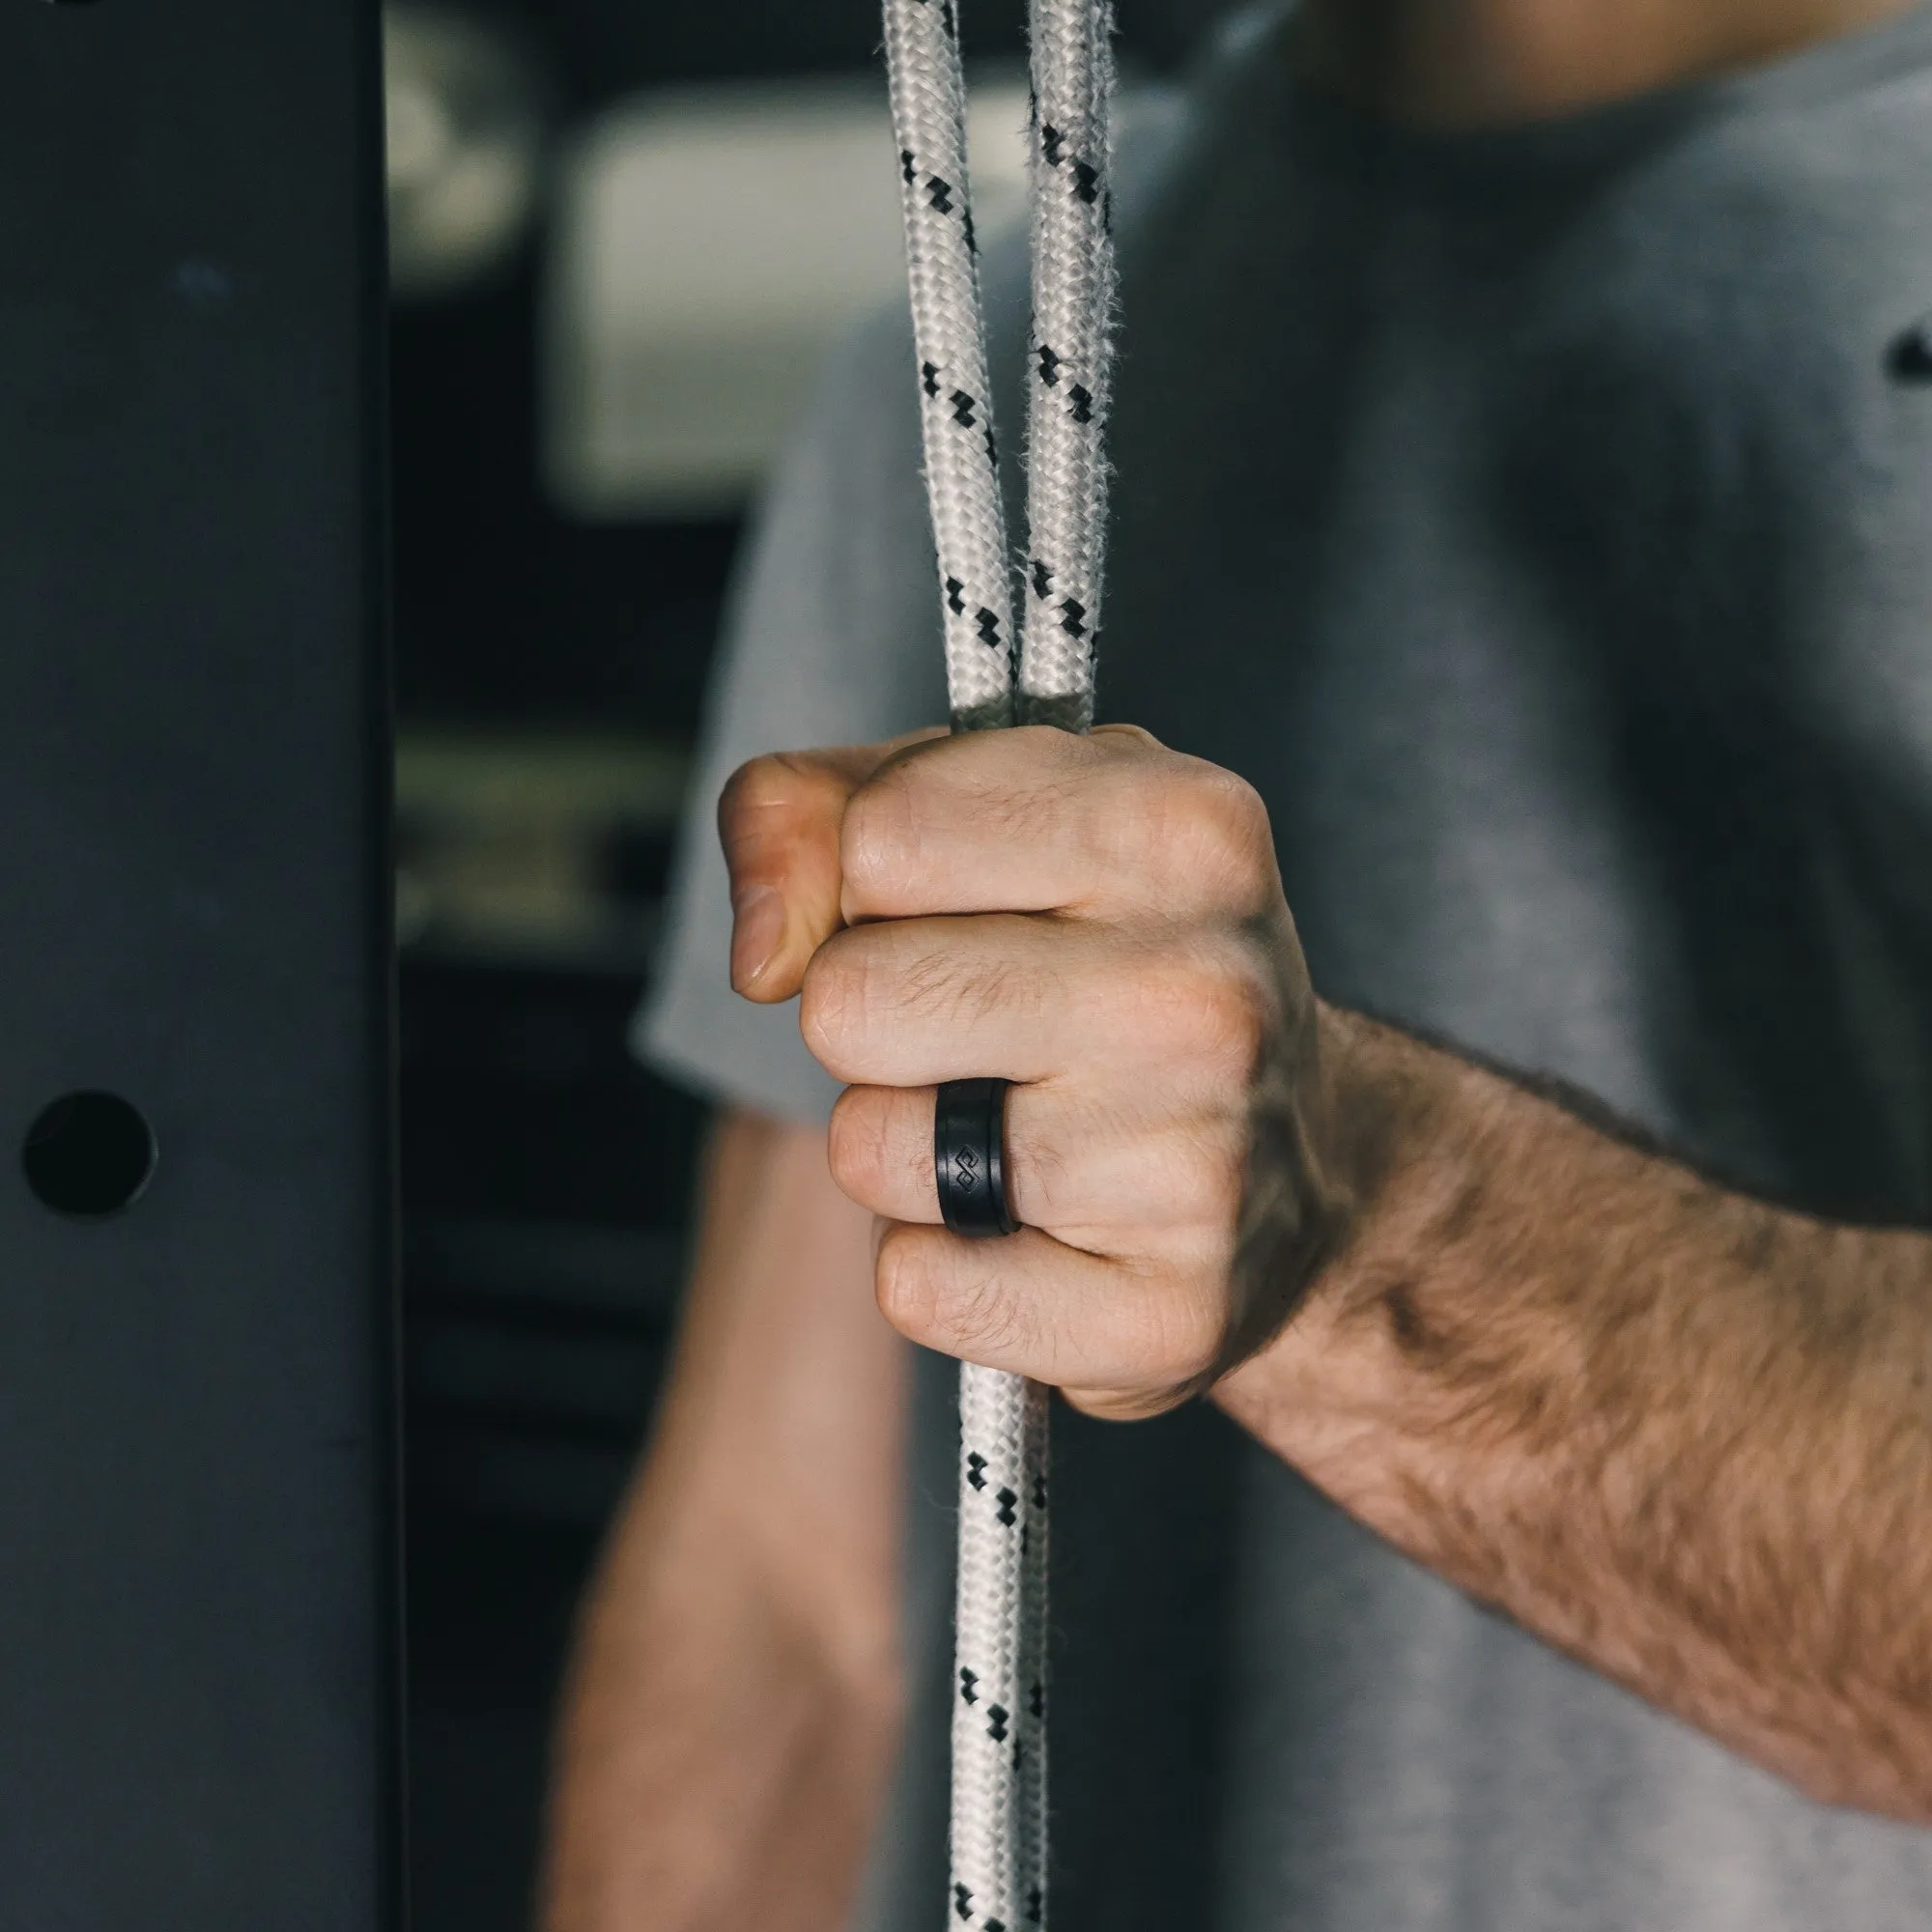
[883,0,1017,733]
[1021,0,1117,734]
[883,0,1118,1921]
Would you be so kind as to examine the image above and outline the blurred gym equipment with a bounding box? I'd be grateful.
[0,1,401,1922]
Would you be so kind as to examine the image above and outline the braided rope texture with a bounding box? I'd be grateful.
[884,0,1016,732]
[952,1363,1051,1932]
[1021,0,1118,732]
[883,0,1114,1924]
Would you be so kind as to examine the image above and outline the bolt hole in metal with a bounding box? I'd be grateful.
[22,1094,158,1219]
[1887,316,1932,381]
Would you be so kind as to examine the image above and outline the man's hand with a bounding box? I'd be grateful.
[721,724,1358,1418]
[723,721,1932,1827]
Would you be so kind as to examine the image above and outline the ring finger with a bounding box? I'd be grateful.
[827,1079,1243,1246]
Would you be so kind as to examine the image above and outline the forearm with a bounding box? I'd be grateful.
[543,1477,904,1932]
[1220,1005,1932,1819]
[541,1110,908,1932]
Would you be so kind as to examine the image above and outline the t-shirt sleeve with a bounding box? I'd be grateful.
[635,304,951,1124]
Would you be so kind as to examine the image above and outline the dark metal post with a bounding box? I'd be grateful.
[0,1,402,1923]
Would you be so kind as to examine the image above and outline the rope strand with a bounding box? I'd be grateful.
[884,0,1116,1923]
[1022,0,1118,731]
[883,0,1017,732]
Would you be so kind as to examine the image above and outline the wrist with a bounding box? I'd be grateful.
[1216,1005,1491,1493]
[1314,1002,1471,1220]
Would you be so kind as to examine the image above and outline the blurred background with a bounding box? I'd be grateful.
[384,2,1236,1923]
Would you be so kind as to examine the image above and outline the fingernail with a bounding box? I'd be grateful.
[730,885,785,992]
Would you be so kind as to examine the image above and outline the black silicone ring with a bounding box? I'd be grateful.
[934,1078,1020,1238]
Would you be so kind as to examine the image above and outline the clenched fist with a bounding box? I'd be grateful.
[720,724,1361,1418]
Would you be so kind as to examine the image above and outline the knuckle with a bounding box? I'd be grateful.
[1176,1121,1246,1232]
[1132,946,1266,1080]
[874,1225,933,1335]
[798,934,873,1070]
[1161,765,1274,901]
[1199,967,1266,1073]
[969,728,1108,849]
[826,1089,893,1205]
[840,769,920,907]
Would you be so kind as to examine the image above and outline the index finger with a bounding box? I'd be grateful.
[838,722,1276,924]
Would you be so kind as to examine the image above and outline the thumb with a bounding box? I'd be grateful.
[717,731,943,1002]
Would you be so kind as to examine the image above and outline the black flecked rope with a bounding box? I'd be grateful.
[882,0,1118,1923]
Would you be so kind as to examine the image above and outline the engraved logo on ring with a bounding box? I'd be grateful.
[953,1146,981,1193]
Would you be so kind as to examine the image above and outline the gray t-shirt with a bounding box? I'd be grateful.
[642,7,1932,1926]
